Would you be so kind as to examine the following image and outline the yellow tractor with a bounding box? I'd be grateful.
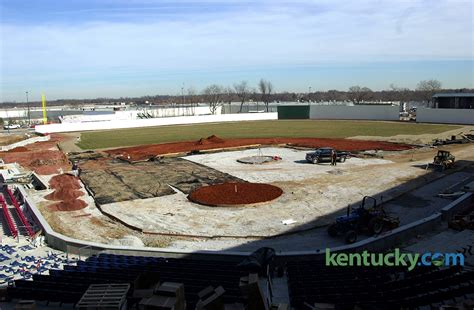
[427,150,455,171]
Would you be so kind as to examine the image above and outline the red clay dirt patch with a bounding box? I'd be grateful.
[107,136,413,162]
[0,134,69,175]
[4,146,29,153]
[45,174,86,211]
[188,182,283,207]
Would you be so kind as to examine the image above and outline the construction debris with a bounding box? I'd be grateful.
[432,134,471,146]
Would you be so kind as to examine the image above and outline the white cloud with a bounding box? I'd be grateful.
[0,0,472,100]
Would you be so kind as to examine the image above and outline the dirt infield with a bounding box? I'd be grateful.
[45,174,87,211]
[188,182,283,207]
[106,136,412,161]
[0,134,69,175]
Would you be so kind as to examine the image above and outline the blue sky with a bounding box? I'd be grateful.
[0,0,473,102]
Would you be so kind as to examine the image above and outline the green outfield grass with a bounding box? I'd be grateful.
[76,120,460,150]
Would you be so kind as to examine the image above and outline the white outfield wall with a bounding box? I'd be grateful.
[416,108,474,125]
[309,105,399,121]
[34,112,278,134]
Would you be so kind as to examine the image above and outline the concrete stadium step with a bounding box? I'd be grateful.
[405,229,474,254]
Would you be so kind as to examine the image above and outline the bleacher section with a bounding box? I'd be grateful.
[7,253,249,308]
[5,187,34,238]
[287,259,474,309]
[6,252,474,308]
[0,194,17,238]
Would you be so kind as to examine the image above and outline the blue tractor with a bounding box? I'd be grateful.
[327,196,399,244]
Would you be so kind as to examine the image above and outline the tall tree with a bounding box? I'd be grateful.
[234,81,250,112]
[416,79,442,105]
[202,84,224,114]
[348,86,373,104]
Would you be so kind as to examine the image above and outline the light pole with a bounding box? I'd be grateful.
[25,91,30,126]
[181,84,185,116]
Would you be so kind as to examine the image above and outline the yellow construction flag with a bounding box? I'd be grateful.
[41,94,47,125]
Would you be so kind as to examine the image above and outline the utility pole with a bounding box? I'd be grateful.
[26,91,30,125]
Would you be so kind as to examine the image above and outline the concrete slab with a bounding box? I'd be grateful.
[183,147,391,182]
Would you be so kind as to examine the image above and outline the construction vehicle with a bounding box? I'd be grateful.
[327,196,400,244]
[427,150,455,171]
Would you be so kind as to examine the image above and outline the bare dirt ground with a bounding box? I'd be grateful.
[100,146,474,242]
[26,179,174,247]
[13,132,474,252]
[350,125,474,144]
[0,134,70,175]
[57,132,82,153]
[0,133,28,146]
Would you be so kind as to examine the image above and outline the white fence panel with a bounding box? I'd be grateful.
[35,113,278,134]
[309,105,399,121]
[416,108,474,124]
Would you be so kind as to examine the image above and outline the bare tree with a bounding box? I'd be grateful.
[186,87,198,115]
[186,87,197,103]
[416,79,442,105]
[202,84,224,114]
[389,84,410,102]
[258,79,273,112]
[234,81,250,112]
[224,86,234,105]
[348,85,373,104]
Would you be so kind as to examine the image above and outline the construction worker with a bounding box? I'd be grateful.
[331,150,337,166]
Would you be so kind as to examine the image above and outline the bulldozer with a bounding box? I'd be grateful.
[427,150,455,171]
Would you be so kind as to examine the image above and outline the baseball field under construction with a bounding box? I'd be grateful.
[1,120,472,252]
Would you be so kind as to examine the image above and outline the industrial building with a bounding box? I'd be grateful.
[433,93,474,109]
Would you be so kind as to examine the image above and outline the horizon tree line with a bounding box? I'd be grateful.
[3,79,469,112]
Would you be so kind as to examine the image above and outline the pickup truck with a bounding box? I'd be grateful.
[305,147,350,164]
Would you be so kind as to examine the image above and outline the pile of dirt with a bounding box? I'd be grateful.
[48,199,87,211]
[195,135,225,145]
[45,174,86,211]
[107,137,413,162]
[188,182,283,206]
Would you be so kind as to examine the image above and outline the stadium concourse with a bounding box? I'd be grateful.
[0,120,473,308]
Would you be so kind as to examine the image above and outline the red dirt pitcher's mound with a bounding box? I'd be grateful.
[188,182,283,207]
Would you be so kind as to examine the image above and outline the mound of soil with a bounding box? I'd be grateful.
[188,182,283,206]
[45,174,86,211]
[48,199,87,211]
[45,188,83,201]
[195,135,225,145]
[49,174,82,190]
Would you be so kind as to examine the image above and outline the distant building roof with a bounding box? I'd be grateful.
[433,92,474,98]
